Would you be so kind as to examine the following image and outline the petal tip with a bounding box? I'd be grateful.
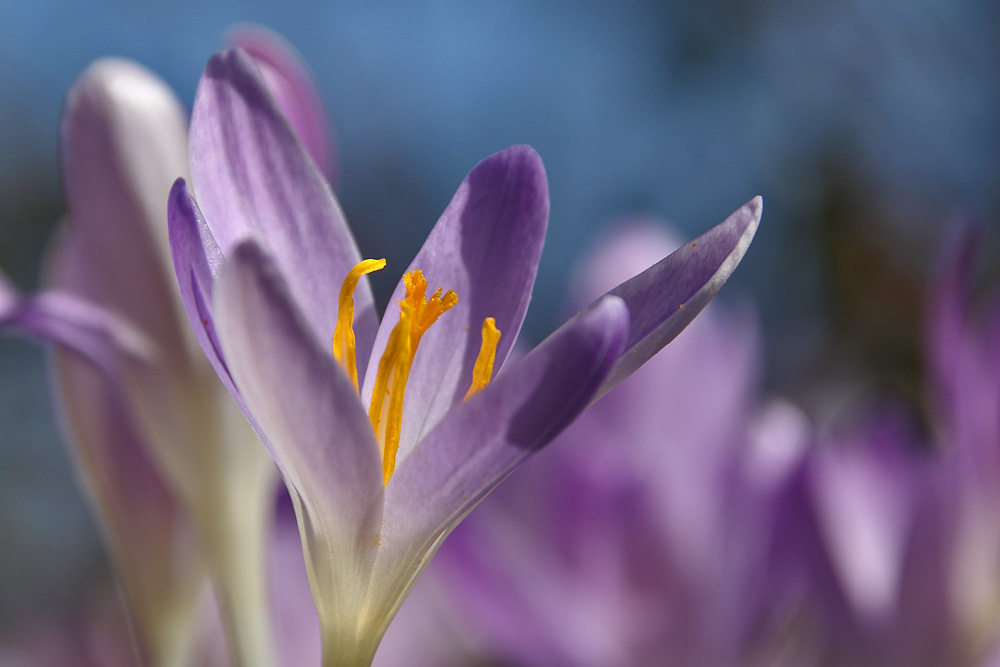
[476,144,547,186]
[62,58,188,180]
[67,58,177,115]
[467,145,550,230]
[509,144,546,178]
[204,47,249,76]
[725,196,763,262]
[201,48,267,100]
[747,195,763,227]
[167,178,194,233]
[169,175,188,197]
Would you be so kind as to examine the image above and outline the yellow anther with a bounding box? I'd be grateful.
[369,270,458,484]
[333,259,386,393]
[464,318,501,400]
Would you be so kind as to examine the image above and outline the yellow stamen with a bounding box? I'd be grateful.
[369,270,458,484]
[333,258,386,392]
[464,318,501,400]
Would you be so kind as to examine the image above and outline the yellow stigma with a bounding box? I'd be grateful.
[333,259,386,393]
[368,270,458,484]
[464,317,501,400]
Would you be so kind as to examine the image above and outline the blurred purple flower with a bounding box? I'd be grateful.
[928,220,1000,663]
[0,27,333,667]
[767,217,1000,666]
[168,46,761,665]
[411,215,1000,667]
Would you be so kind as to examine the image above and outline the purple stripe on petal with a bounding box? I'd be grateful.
[362,146,548,462]
[213,239,383,560]
[228,25,337,187]
[379,295,628,581]
[189,49,376,371]
[592,196,761,401]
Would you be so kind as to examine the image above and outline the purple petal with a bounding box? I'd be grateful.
[213,239,383,571]
[809,431,915,622]
[228,25,337,187]
[362,146,548,461]
[379,295,629,576]
[189,49,376,372]
[167,178,242,404]
[59,58,191,365]
[590,196,761,401]
[0,286,152,374]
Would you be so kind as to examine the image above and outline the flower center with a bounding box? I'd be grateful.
[334,260,501,484]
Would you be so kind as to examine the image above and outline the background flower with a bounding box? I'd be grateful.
[0,27,340,666]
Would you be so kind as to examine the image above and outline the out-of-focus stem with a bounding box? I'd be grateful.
[201,473,275,667]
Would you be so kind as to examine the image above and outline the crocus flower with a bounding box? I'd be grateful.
[169,46,761,663]
[0,28,335,667]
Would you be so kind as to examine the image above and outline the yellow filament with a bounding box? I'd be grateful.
[464,318,501,400]
[368,270,458,484]
[333,258,386,392]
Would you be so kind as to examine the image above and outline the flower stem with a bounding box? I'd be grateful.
[320,628,381,667]
[200,467,276,667]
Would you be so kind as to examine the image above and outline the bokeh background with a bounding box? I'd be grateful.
[1,0,998,637]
